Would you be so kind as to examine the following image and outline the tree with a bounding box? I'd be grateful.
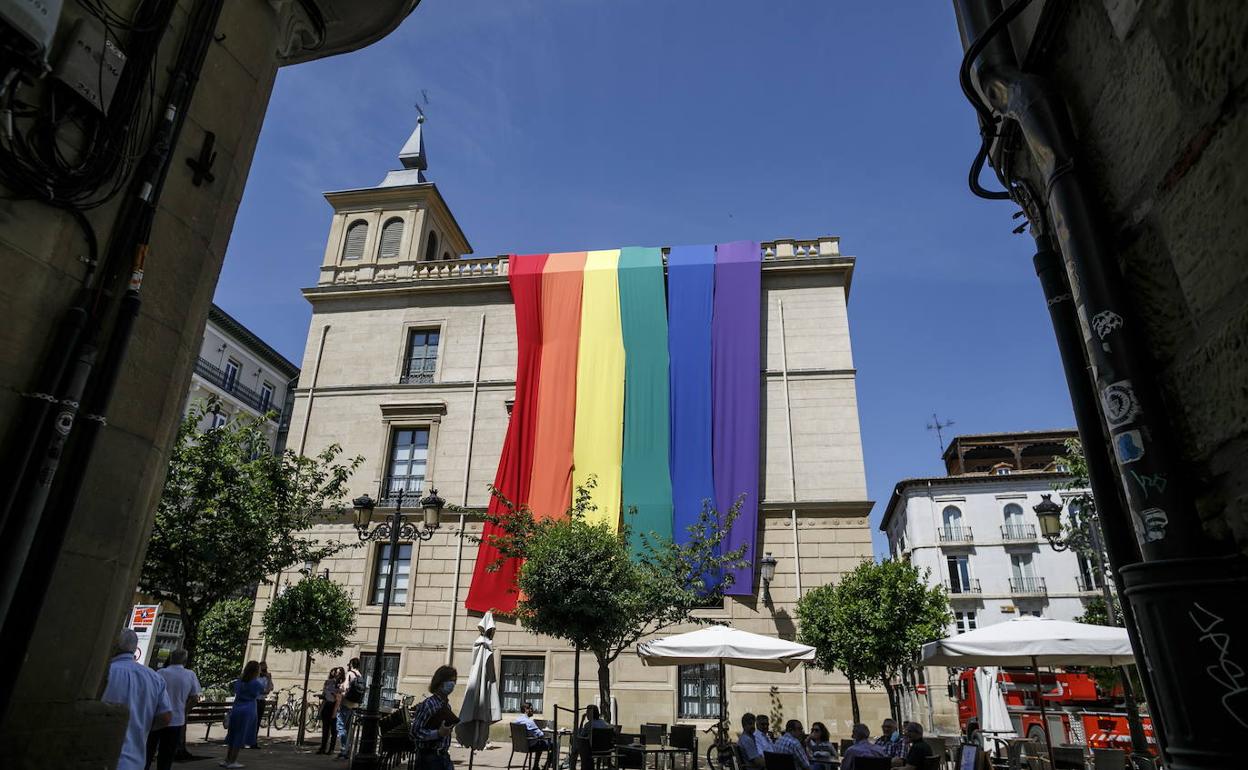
[796,559,950,722]
[263,576,356,744]
[480,480,747,720]
[139,399,362,664]
[195,598,254,687]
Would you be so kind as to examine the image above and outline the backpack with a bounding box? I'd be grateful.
[346,672,367,704]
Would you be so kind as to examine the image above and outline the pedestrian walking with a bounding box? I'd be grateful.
[102,629,173,770]
[337,657,365,760]
[222,661,265,769]
[249,662,273,749]
[148,648,201,770]
[318,667,345,755]
[408,665,460,770]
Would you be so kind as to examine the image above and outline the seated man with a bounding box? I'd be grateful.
[738,713,765,769]
[841,723,887,770]
[774,720,812,770]
[891,723,932,770]
[875,718,907,761]
[515,701,552,770]
[754,715,777,755]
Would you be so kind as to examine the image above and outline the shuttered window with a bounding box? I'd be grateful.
[342,220,368,260]
[379,217,404,259]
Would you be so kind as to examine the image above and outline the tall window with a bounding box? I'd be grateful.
[378,217,405,258]
[260,381,275,412]
[1077,553,1103,591]
[370,543,412,605]
[359,653,401,709]
[424,230,439,262]
[946,555,972,593]
[1011,553,1037,591]
[500,656,545,713]
[223,358,240,390]
[342,220,368,260]
[401,329,440,384]
[387,428,429,497]
[942,505,964,539]
[678,663,721,719]
[954,611,977,634]
[1002,503,1027,538]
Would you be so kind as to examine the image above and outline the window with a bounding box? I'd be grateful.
[379,217,405,258]
[260,381,275,412]
[954,611,977,634]
[946,555,972,593]
[342,220,368,260]
[369,543,412,605]
[401,329,440,384]
[359,652,401,709]
[1077,553,1103,591]
[210,411,228,429]
[941,505,965,540]
[1002,502,1030,539]
[995,467,1011,475]
[500,656,545,713]
[1019,608,1043,618]
[678,663,721,719]
[387,428,430,498]
[223,358,240,390]
[424,230,439,262]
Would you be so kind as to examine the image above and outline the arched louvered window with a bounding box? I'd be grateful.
[378,217,404,259]
[424,230,439,263]
[341,219,368,261]
[442,251,452,261]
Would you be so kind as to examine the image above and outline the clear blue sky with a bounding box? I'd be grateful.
[216,1,1076,556]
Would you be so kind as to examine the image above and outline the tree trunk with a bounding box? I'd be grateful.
[849,676,860,724]
[297,652,312,745]
[596,655,612,723]
[571,645,582,770]
[884,680,898,724]
[180,611,199,667]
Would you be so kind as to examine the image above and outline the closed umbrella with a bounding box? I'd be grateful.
[973,666,1016,744]
[456,612,501,768]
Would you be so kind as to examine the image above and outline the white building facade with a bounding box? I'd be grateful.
[879,430,1105,730]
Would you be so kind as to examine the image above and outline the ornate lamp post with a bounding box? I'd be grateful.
[759,552,778,604]
[350,484,444,770]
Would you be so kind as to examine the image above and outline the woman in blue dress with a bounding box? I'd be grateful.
[222,660,264,768]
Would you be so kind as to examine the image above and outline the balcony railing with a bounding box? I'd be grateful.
[945,579,982,596]
[938,526,974,543]
[194,358,279,421]
[399,368,434,385]
[1009,576,1048,595]
[1076,575,1104,593]
[1001,523,1037,542]
[379,476,426,506]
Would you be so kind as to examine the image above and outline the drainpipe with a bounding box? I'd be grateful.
[446,313,485,665]
[954,2,1248,767]
[776,300,809,726]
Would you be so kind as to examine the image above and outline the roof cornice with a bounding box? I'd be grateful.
[878,470,1071,532]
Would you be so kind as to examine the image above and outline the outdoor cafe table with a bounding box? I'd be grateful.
[621,742,693,770]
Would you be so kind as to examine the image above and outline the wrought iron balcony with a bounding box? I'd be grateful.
[945,579,982,596]
[1009,576,1048,596]
[194,358,279,422]
[379,476,427,506]
[1000,523,1038,542]
[938,525,974,543]
[1076,575,1104,593]
[399,368,434,384]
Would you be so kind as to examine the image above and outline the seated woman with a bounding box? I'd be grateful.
[806,722,837,770]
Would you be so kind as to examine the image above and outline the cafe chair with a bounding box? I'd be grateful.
[763,752,796,770]
[509,723,540,770]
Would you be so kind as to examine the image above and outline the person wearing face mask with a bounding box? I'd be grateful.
[874,719,907,761]
[410,666,461,770]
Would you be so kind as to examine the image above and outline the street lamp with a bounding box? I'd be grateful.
[759,552,778,604]
[350,484,444,770]
[1034,494,1065,545]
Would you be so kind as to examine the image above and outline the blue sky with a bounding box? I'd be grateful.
[216,1,1076,556]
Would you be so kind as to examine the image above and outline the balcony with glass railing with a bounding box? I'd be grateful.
[1000,523,1038,542]
[1009,576,1048,595]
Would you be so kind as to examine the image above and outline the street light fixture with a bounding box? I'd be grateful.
[759,552,778,604]
[1033,494,1065,545]
[349,483,444,770]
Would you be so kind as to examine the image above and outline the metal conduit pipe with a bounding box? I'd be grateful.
[446,312,486,665]
[955,2,1248,766]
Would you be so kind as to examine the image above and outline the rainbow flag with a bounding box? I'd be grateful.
[464,242,761,614]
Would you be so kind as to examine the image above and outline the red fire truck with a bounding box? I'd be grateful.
[953,668,1158,756]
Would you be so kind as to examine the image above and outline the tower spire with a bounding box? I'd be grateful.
[398,113,427,172]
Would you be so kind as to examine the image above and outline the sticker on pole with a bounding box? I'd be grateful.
[1101,380,1141,427]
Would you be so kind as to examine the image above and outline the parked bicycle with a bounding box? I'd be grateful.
[702,715,738,770]
[267,686,314,731]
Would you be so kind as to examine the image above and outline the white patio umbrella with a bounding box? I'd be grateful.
[922,616,1135,768]
[638,625,815,731]
[973,666,1016,743]
[456,612,501,768]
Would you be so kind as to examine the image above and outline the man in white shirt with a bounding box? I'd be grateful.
[150,649,201,768]
[102,629,173,770]
[514,702,552,769]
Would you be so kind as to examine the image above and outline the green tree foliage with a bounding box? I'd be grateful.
[480,479,746,720]
[139,399,362,663]
[263,576,357,743]
[1056,439,1102,561]
[796,559,950,722]
[195,598,254,687]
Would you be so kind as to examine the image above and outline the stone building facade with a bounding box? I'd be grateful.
[246,135,884,736]
[0,3,418,767]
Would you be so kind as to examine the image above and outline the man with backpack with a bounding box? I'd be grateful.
[337,658,366,760]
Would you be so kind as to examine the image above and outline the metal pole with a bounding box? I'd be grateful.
[777,300,810,727]
[352,490,403,770]
[1031,657,1056,770]
[447,313,485,665]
